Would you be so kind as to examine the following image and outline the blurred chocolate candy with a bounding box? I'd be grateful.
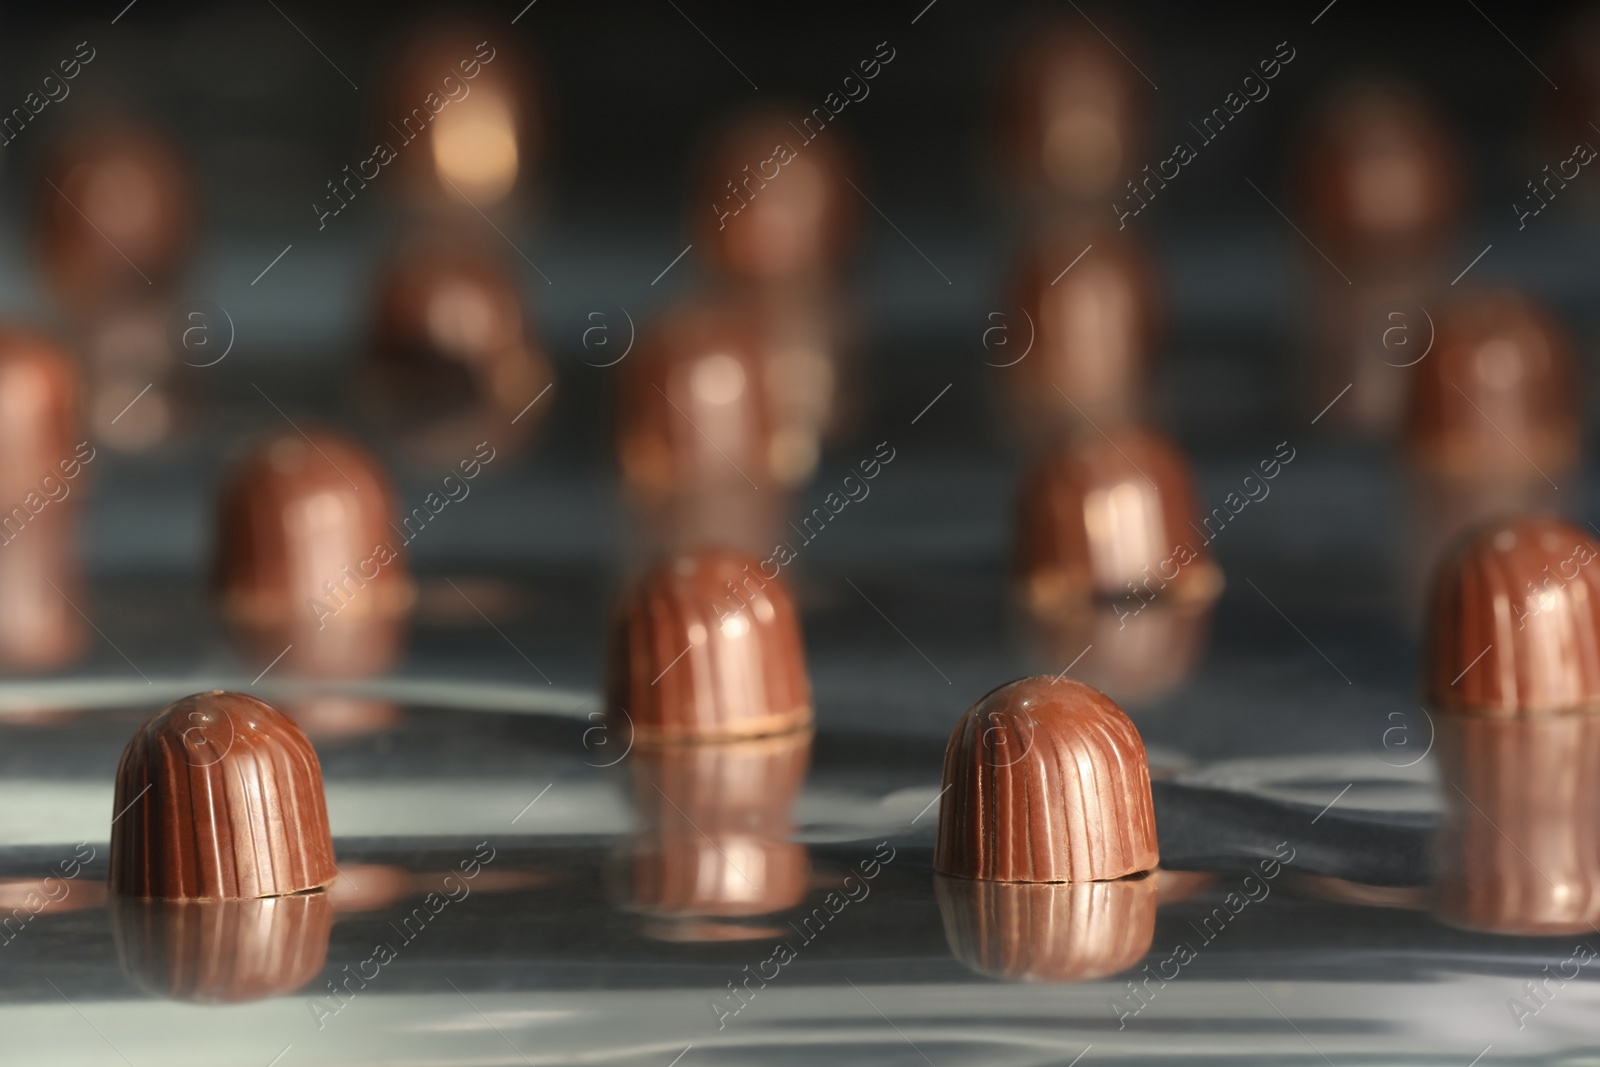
[0,330,80,501]
[109,691,338,900]
[215,428,413,678]
[622,730,811,937]
[1016,424,1220,615]
[1298,83,1462,268]
[995,21,1145,205]
[358,232,554,466]
[936,871,1156,981]
[1003,225,1159,441]
[35,117,197,309]
[935,676,1158,882]
[1023,598,1212,706]
[1426,517,1600,716]
[695,109,858,285]
[378,23,539,211]
[1404,291,1579,486]
[607,548,812,742]
[1435,712,1600,935]
[0,508,89,673]
[618,299,810,495]
[112,892,333,1002]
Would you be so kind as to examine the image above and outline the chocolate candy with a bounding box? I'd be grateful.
[35,118,197,309]
[995,21,1145,205]
[623,730,811,937]
[1004,224,1159,442]
[379,23,539,211]
[617,299,806,495]
[1435,712,1600,935]
[215,427,413,677]
[112,892,334,1002]
[1015,423,1219,614]
[358,232,554,466]
[1298,83,1462,268]
[935,676,1159,882]
[1426,516,1600,715]
[935,872,1156,981]
[606,548,812,742]
[109,691,338,900]
[0,330,80,502]
[1404,290,1580,486]
[695,109,857,285]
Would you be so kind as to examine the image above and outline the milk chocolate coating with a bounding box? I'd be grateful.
[617,300,804,495]
[216,427,413,677]
[1016,424,1220,614]
[695,109,857,284]
[935,871,1156,981]
[1005,224,1158,441]
[935,676,1159,883]
[1426,516,1600,715]
[1435,712,1600,935]
[111,892,333,1002]
[109,691,339,900]
[0,330,80,502]
[1298,83,1462,266]
[379,22,540,211]
[36,118,197,309]
[623,730,811,924]
[358,233,555,466]
[995,21,1145,204]
[1404,291,1580,485]
[607,549,813,742]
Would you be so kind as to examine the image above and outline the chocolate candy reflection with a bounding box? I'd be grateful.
[607,548,812,742]
[995,21,1145,205]
[1003,226,1159,442]
[1298,83,1461,268]
[621,731,811,939]
[358,233,555,467]
[936,872,1156,981]
[1426,517,1600,715]
[696,109,857,285]
[935,676,1159,883]
[215,428,414,677]
[1435,714,1600,935]
[1016,424,1220,615]
[618,300,808,496]
[109,691,338,900]
[378,25,538,211]
[35,118,197,308]
[111,892,333,1003]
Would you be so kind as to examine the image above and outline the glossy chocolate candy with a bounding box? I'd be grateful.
[695,109,857,286]
[1426,516,1600,716]
[358,232,555,467]
[617,299,809,495]
[1404,290,1579,487]
[215,428,414,678]
[1298,83,1462,269]
[935,676,1159,883]
[995,20,1146,206]
[1015,423,1220,615]
[606,548,812,743]
[35,117,197,309]
[108,691,339,900]
[1003,224,1159,442]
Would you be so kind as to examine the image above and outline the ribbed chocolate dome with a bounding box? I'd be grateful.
[1426,516,1600,714]
[1435,713,1600,935]
[935,872,1156,981]
[1016,423,1220,613]
[935,676,1158,882]
[109,691,339,900]
[112,892,333,1002]
[607,548,812,741]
